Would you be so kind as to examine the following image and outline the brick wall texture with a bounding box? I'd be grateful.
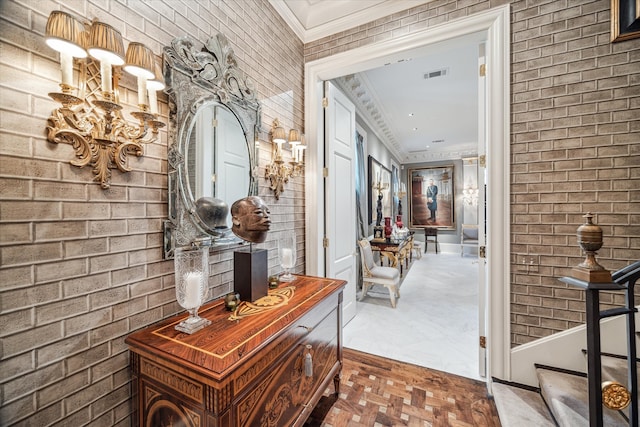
[0,0,638,425]
[0,0,304,425]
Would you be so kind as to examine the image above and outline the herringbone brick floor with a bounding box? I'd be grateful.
[306,348,501,426]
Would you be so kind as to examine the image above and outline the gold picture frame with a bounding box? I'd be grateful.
[611,0,640,42]
[408,165,455,230]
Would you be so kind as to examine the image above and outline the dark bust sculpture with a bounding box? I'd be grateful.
[230,196,271,243]
[195,197,229,232]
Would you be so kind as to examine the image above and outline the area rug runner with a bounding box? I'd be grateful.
[305,348,500,426]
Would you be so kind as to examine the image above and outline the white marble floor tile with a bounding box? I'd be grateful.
[343,252,483,381]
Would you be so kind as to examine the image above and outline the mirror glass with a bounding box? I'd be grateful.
[163,33,261,257]
[185,103,250,228]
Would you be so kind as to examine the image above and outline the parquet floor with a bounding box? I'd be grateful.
[305,348,501,427]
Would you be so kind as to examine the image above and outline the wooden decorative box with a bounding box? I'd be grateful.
[125,275,345,427]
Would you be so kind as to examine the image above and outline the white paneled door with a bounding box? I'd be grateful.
[324,81,357,325]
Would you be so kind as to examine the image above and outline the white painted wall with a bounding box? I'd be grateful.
[511,308,640,387]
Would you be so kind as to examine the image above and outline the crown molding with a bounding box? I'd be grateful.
[335,73,477,164]
[270,0,432,43]
[269,0,306,41]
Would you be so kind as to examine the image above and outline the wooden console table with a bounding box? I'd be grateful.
[126,275,345,427]
[370,233,413,276]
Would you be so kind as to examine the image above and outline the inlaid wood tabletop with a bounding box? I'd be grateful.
[125,275,345,379]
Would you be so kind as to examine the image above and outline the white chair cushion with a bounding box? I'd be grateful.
[369,266,399,281]
[358,240,377,271]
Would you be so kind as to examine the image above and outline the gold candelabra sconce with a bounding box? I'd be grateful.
[372,175,389,194]
[462,184,479,206]
[396,183,407,216]
[265,118,305,199]
[44,11,165,189]
[396,182,407,199]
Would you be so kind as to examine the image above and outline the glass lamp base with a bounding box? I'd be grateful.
[280,272,295,282]
[175,316,211,334]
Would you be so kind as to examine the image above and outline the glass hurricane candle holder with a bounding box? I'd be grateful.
[174,246,211,334]
[278,231,296,282]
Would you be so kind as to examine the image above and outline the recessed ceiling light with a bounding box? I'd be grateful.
[408,113,414,117]
[412,127,418,131]
[426,145,430,148]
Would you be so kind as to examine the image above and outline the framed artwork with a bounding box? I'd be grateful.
[408,165,455,229]
[368,156,391,225]
[611,0,640,42]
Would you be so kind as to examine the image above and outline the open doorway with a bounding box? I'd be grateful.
[305,5,511,383]
[329,34,483,380]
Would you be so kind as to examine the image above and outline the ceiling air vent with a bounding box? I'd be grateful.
[424,68,449,79]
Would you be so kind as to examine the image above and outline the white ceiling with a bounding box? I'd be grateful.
[271,0,483,163]
[270,0,431,43]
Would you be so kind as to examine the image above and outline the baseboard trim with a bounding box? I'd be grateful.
[492,377,540,393]
[586,349,640,362]
[534,363,588,378]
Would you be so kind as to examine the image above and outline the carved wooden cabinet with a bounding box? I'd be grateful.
[126,275,345,427]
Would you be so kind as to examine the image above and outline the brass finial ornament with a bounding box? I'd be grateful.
[602,381,631,410]
[572,213,612,283]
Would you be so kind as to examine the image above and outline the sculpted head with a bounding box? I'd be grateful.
[230,196,271,243]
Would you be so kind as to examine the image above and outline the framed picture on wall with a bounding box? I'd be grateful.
[408,165,455,229]
[611,0,640,42]
[368,156,391,225]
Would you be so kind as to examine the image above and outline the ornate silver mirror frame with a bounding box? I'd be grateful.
[164,33,261,258]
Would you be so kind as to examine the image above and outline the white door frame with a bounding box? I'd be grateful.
[304,4,511,381]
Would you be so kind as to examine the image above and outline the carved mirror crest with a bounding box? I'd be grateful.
[164,33,261,258]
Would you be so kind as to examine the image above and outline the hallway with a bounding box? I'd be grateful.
[344,251,481,380]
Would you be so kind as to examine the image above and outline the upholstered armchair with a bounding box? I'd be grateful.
[357,239,400,308]
[461,224,479,256]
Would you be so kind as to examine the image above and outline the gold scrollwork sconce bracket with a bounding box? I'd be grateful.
[46,80,164,189]
[264,119,305,199]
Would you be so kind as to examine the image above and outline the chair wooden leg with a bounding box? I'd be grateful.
[388,286,397,308]
[360,282,371,301]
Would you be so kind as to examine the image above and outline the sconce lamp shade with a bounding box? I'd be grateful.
[87,21,125,66]
[146,63,165,114]
[124,42,155,79]
[272,124,286,144]
[146,63,165,91]
[45,11,87,58]
[288,129,301,145]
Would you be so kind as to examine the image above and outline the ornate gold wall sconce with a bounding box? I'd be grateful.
[264,118,305,199]
[372,175,389,194]
[45,11,165,189]
[462,184,479,206]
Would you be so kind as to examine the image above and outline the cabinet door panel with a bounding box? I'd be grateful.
[237,308,339,426]
[142,378,205,427]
